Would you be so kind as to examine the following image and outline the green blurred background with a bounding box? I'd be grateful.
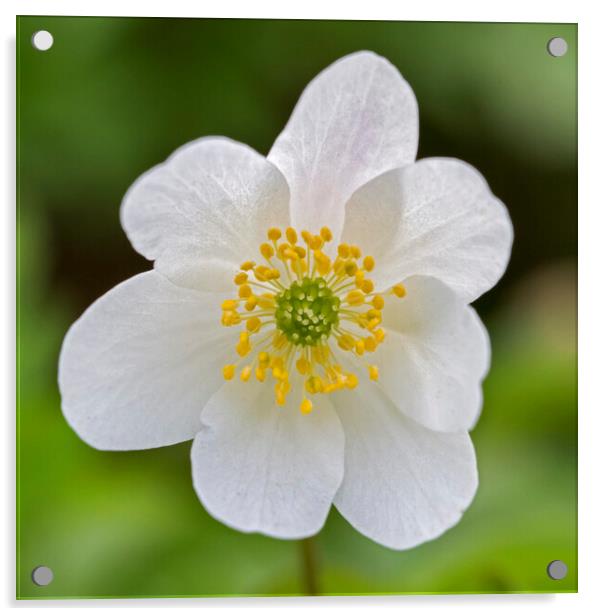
[16,17,577,598]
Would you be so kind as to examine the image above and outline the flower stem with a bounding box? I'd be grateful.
[299,536,320,595]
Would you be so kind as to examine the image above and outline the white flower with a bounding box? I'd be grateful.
[58,51,512,550]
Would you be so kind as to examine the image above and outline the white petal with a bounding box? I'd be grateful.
[58,271,236,450]
[268,51,418,242]
[342,158,513,302]
[376,276,490,433]
[191,381,344,539]
[121,137,291,293]
[333,384,478,550]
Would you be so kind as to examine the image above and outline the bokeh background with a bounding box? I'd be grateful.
[17,17,577,598]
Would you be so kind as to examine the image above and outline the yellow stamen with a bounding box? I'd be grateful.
[361,279,374,294]
[223,364,236,380]
[355,339,365,355]
[393,283,407,298]
[345,373,359,389]
[320,227,333,242]
[338,244,350,259]
[260,243,275,259]
[246,316,262,333]
[344,261,358,276]
[372,295,385,310]
[239,284,252,299]
[234,272,248,285]
[286,227,298,244]
[267,227,282,241]
[300,398,313,414]
[220,228,392,414]
[346,290,365,306]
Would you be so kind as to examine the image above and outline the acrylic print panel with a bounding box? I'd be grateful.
[16,16,577,599]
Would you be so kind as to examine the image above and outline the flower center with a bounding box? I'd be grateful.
[220,226,407,415]
[274,277,340,346]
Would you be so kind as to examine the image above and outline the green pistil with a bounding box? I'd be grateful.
[275,277,340,347]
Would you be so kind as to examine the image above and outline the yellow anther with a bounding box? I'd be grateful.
[240,365,252,382]
[268,268,281,279]
[300,398,313,415]
[355,339,365,355]
[309,235,324,250]
[286,227,298,244]
[258,351,270,366]
[344,261,358,276]
[346,290,365,306]
[355,270,365,285]
[361,279,374,293]
[350,245,361,259]
[393,283,407,298]
[296,357,310,375]
[368,365,379,381]
[305,376,324,394]
[254,265,271,281]
[238,284,252,298]
[365,337,377,352]
[240,260,255,271]
[246,316,262,333]
[221,310,241,326]
[267,227,282,241]
[301,230,312,244]
[367,318,381,331]
[345,372,359,389]
[337,334,355,351]
[234,272,248,285]
[260,243,275,259]
[294,245,307,259]
[221,299,238,311]
[272,364,289,381]
[338,244,350,259]
[244,295,258,311]
[223,364,236,380]
[236,340,251,357]
[255,366,266,382]
[374,328,386,343]
[284,248,299,261]
[320,227,333,242]
[372,295,385,310]
[363,256,375,272]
